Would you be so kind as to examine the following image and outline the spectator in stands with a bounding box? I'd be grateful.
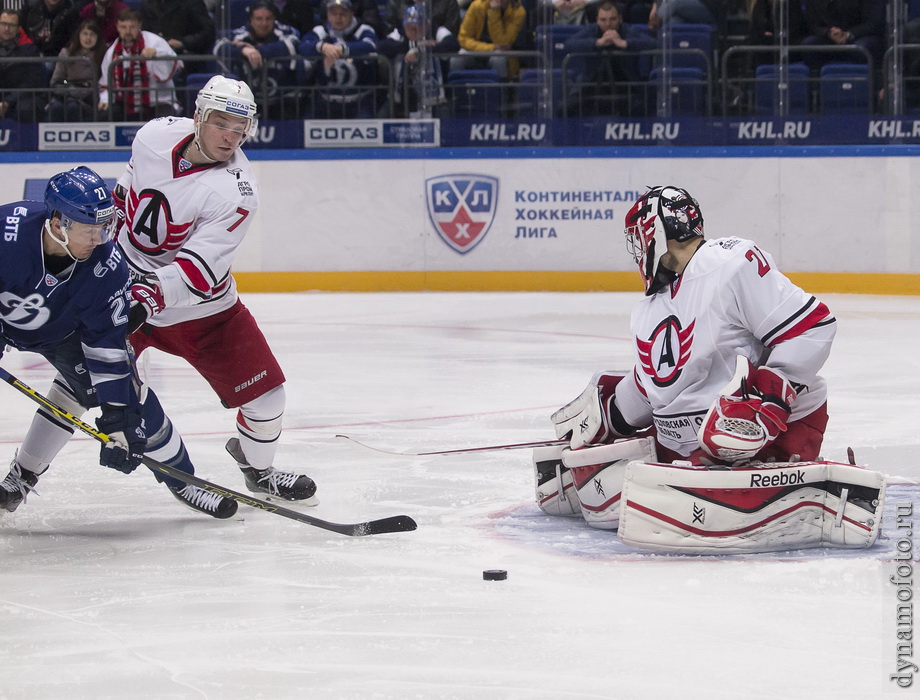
[537,0,598,26]
[22,0,81,56]
[47,19,104,120]
[98,8,182,120]
[454,0,526,79]
[801,0,884,67]
[213,0,301,117]
[565,0,655,116]
[299,0,380,118]
[347,0,384,35]
[0,7,46,121]
[379,4,457,116]
[647,0,718,30]
[80,0,128,47]
[384,0,459,38]
[138,0,215,56]
[308,0,384,35]
[747,0,804,47]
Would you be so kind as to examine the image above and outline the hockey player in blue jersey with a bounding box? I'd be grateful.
[0,167,237,519]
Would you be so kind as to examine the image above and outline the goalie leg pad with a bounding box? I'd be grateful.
[822,462,886,547]
[618,460,885,554]
[562,437,657,530]
[534,445,580,516]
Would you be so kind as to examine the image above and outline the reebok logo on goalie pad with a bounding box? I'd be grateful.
[749,470,806,487]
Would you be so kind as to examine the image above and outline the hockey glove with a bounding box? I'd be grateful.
[112,184,127,221]
[698,357,797,464]
[127,276,165,334]
[551,371,627,449]
[97,404,146,474]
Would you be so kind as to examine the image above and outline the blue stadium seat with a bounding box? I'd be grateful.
[648,66,707,116]
[754,62,810,115]
[819,63,870,114]
[446,69,503,118]
[665,23,714,74]
[533,25,584,70]
[230,0,250,29]
[516,68,572,118]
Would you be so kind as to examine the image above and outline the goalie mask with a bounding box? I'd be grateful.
[624,186,704,295]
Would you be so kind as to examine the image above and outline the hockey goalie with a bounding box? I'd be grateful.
[534,185,885,554]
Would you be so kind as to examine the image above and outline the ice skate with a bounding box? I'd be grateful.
[225,438,318,504]
[0,459,40,514]
[167,482,238,519]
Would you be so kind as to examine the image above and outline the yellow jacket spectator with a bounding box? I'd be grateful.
[455,0,525,77]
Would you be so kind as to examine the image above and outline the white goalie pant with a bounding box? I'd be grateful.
[617,460,886,554]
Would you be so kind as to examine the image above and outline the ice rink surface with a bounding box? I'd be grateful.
[1,291,918,700]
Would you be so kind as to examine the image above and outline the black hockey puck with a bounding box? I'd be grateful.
[483,569,508,581]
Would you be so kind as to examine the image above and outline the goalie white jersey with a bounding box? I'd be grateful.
[115,116,259,326]
[615,236,836,457]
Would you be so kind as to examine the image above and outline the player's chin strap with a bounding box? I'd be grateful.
[191,128,220,164]
[43,218,87,263]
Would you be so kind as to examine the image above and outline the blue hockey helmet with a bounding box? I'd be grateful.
[44,166,116,230]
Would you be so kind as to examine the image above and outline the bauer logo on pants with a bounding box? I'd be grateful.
[426,175,498,254]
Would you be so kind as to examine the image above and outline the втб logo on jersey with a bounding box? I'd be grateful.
[426,174,498,254]
[0,292,50,330]
[127,188,194,255]
[636,316,695,387]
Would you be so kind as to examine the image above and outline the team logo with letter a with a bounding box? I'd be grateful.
[425,174,498,254]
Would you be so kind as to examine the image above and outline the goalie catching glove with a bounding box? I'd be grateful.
[551,371,629,449]
[697,356,797,463]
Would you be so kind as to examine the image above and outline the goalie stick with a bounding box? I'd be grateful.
[0,367,417,537]
[336,433,566,456]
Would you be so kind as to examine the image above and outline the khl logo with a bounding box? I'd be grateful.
[425,174,498,254]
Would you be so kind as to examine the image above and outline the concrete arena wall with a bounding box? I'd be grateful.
[4,147,920,294]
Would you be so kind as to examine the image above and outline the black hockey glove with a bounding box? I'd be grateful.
[97,404,146,473]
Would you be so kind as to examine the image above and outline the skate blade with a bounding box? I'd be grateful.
[246,490,320,508]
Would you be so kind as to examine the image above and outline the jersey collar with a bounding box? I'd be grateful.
[172,135,218,178]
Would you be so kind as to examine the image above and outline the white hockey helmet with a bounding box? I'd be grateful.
[624,185,704,295]
[194,75,259,141]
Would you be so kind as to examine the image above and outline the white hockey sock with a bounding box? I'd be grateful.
[235,385,285,470]
[17,379,87,475]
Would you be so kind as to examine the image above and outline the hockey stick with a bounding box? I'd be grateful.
[0,367,417,536]
[336,433,566,456]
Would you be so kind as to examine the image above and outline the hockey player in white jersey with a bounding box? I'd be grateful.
[114,75,317,503]
[552,184,836,466]
[529,185,886,555]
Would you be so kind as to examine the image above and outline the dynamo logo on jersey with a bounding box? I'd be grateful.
[0,292,51,330]
[425,175,498,254]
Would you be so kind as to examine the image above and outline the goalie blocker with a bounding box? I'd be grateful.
[618,460,885,554]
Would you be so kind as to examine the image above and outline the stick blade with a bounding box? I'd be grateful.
[353,514,418,536]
